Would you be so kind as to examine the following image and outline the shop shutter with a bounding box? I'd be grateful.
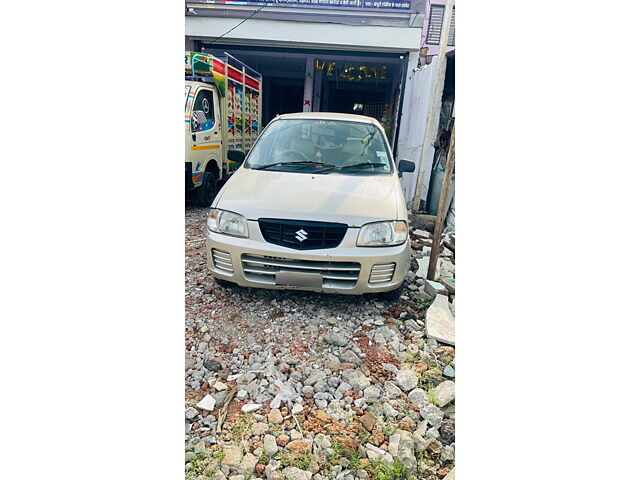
[426,5,455,47]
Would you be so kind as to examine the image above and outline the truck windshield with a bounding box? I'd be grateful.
[245,119,393,174]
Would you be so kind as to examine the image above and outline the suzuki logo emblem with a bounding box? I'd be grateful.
[295,229,308,242]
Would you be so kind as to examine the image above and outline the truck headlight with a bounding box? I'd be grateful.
[357,220,408,247]
[207,209,248,238]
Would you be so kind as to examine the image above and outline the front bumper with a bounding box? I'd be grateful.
[205,220,410,295]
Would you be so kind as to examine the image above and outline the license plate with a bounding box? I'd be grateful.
[275,271,323,288]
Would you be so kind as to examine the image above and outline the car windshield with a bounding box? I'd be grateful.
[244,118,393,174]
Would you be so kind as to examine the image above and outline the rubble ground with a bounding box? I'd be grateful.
[185,206,455,480]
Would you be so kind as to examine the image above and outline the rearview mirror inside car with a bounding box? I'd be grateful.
[227,149,246,164]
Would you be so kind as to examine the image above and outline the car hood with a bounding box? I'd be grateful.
[214,168,402,226]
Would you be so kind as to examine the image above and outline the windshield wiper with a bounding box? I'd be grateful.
[254,161,335,170]
[340,162,388,170]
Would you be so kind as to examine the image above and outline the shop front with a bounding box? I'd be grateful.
[186,0,424,151]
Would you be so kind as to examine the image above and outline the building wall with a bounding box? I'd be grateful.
[396,52,439,202]
[185,16,422,53]
[421,0,455,57]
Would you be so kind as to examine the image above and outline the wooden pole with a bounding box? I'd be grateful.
[427,124,455,281]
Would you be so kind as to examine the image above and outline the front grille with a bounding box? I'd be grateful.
[369,263,396,285]
[212,249,233,273]
[258,218,348,250]
[241,254,361,289]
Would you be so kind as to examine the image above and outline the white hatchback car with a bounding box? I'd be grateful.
[205,112,415,299]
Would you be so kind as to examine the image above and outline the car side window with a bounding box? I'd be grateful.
[191,89,215,133]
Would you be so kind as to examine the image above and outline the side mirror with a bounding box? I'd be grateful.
[397,159,415,175]
[227,149,246,164]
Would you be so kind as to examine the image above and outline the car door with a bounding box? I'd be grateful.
[189,86,222,186]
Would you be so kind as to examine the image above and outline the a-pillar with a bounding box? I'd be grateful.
[303,56,314,112]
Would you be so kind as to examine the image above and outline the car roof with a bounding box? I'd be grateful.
[276,112,382,127]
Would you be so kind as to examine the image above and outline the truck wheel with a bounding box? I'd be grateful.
[197,172,218,207]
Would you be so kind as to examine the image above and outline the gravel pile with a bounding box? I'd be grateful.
[185,207,455,480]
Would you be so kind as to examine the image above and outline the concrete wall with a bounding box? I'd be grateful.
[421,0,455,56]
[396,52,439,203]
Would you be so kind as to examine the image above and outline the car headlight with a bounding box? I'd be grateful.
[357,220,408,247]
[207,209,248,238]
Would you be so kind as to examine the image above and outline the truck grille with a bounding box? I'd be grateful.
[258,218,348,250]
[211,249,233,273]
[241,254,360,289]
[369,263,396,285]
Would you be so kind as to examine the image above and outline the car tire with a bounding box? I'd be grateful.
[378,284,404,302]
[197,172,218,207]
[214,277,236,289]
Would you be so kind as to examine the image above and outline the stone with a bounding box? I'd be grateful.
[276,434,290,447]
[433,380,455,407]
[282,466,312,480]
[359,411,377,432]
[304,372,325,386]
[441,445,455,462]
[388,431,417,473]
[291,404,304,415]
[237,389,248,401]
[323,332,348,347]
[420,404,444,428]
[383,402,399,418]
[286,439,312,454]
[268,408,284,424]
[314,410,332,423]
[424,280,447,297]
[385,381,403,398]
[343,369,371,391]
[408,388,428,406]
[339,350,362,366]
[211,381,228,392]
[252,422,270,436]
[443,467,455,480]
[363,385,382,402]
[415,257,429,279]
[443,365,455,378]
[202,414,216,428]
[241,403,263,413]
[434,346,455,365]
[395,369,418,392]
[237,372,257,384]
[194,441,205,453]
[196,394,216,411]
[222,445,243,467]
[425,294,455,346]
[440,419,455,444]
[204,359,222,371]
[326,361,341,372]
[264,434,279,457]
[185,407,199,420]
[238,453,258,474]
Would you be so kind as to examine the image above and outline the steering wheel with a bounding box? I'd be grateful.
[278,149,311,163]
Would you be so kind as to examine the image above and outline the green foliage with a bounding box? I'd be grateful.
[415,295,434,312]
[280,451,314,470]
[230,413,253,443]
[325,439,361,470]
[185,450,215,478]
[366,459,410,480]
